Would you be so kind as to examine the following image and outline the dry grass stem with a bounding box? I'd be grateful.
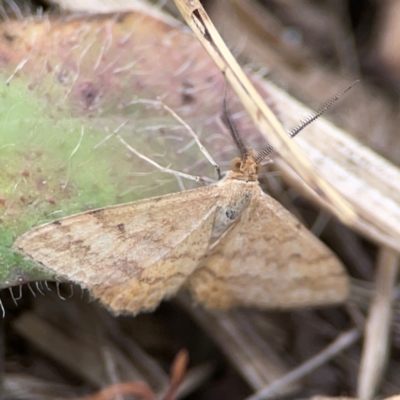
[246,328,361,400]
[358,248,400,400]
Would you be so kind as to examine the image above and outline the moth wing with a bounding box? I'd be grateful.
[187,188,349,309]
[14,186,221,314]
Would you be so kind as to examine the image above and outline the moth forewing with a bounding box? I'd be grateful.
[14,186,221,314]
[187,179,349,309]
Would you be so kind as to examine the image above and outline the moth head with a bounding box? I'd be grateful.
[230,152,260,181]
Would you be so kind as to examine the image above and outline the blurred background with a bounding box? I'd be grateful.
[2,1,400,399]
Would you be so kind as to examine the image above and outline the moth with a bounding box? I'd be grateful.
[13,102,349,315]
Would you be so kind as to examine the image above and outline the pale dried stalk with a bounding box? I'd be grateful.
[173,1,356,221]
[357,247,399,400]
[263,82,400,252]
[173,0,400,251]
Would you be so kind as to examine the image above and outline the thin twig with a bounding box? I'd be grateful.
[116,135,215,184]
[357,247,399,400]
[129,98,221,179]
[245,328,361,400]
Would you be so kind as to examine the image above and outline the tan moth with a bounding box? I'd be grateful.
[13,100,349,315]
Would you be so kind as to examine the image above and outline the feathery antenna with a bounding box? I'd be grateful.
[223,80,357,164]
[289,80,359,138]
[222,82,247,158]
[255,145,275,164]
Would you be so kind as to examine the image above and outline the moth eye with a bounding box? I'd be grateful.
[231,157,242,172]
[255,164,261,174]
